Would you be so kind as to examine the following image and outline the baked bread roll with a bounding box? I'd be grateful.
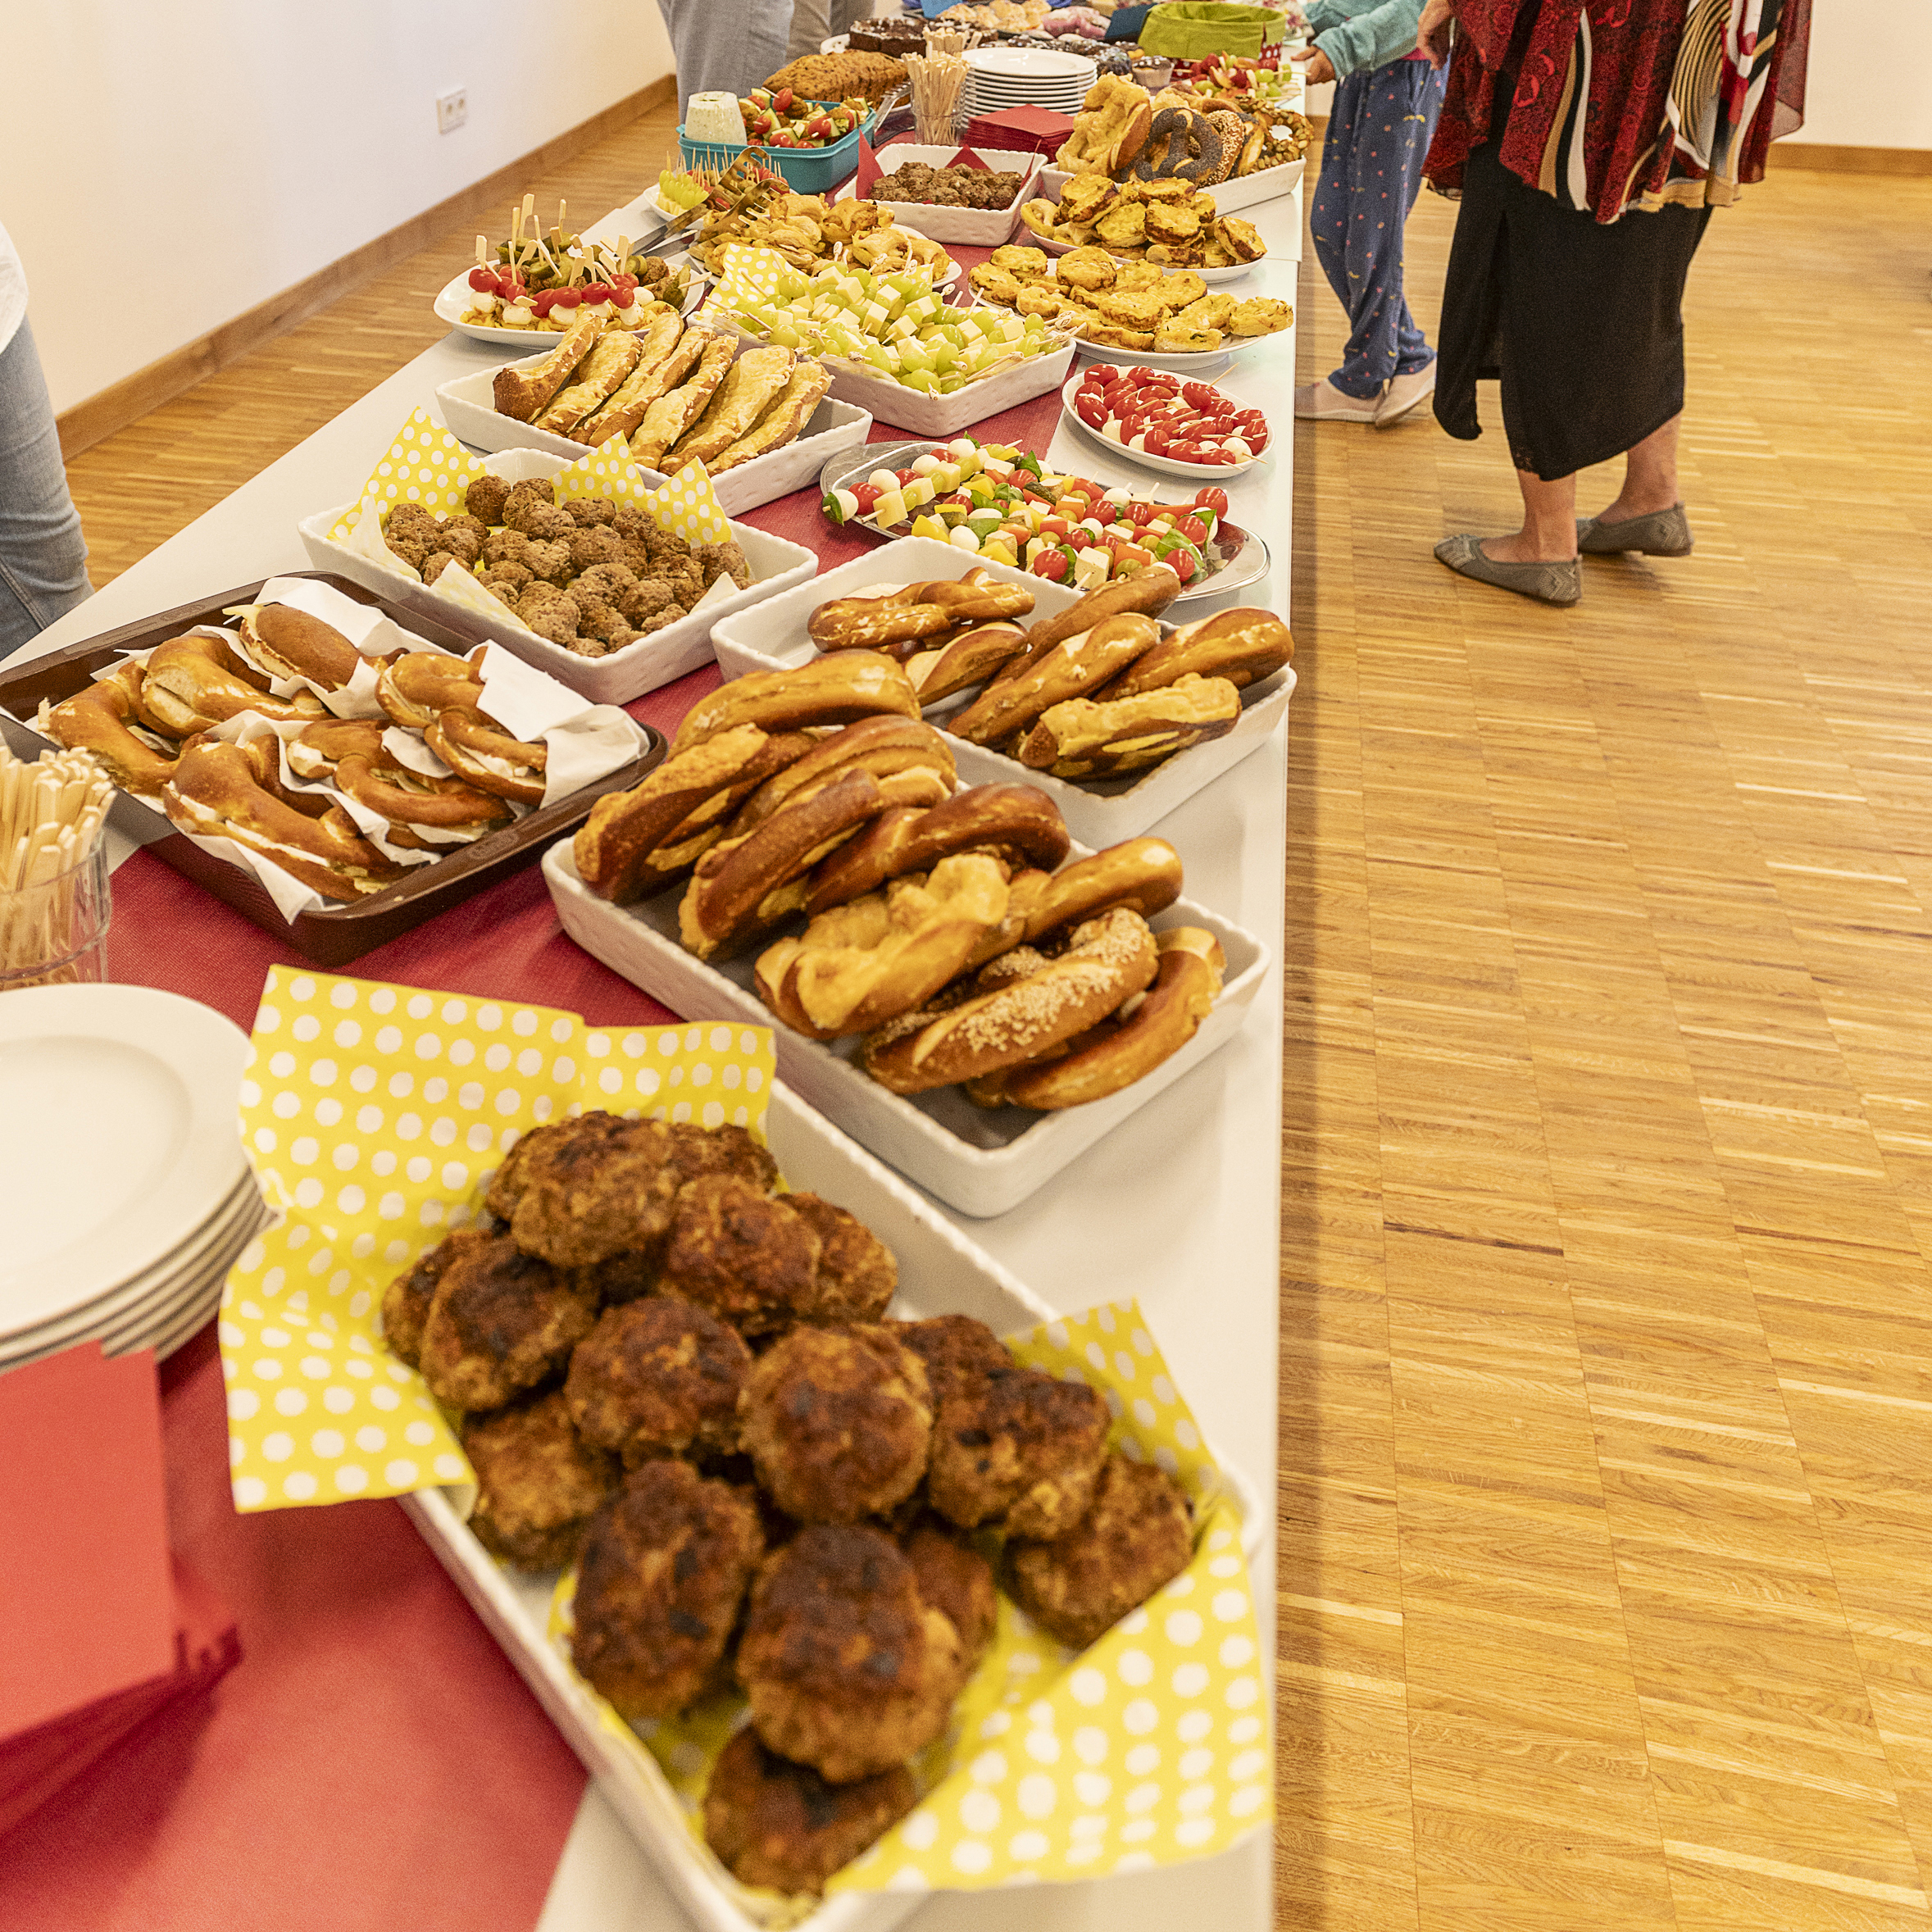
[707,361,832,475]
[493,313,602,421]
[666,346,798,470]
[630,335,738,469]
[534,330,643,438]
[578,322,711,445]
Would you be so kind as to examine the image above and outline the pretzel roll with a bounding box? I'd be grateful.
[376,648,489,730]
[726,716,957,839]
[807,593,958,655]
[574,724,775,905]
[904,622,1030,706]
[286,717,392,780]
[671,656,921,757]
[39,662,179,796]
[897,577,1036,625]
[1008,567,1184,671]
[1103,608,1293,698]
[138,632,327,735]
[966,866,1051,970]
[622,730,818,895]
[1016,675,1241,780]
[679,767,889,961]
[233,603,366,693]
[806,784,1071,916]
[1025,837,1184,942]
[993,927,1225,1111]
[860,907,1158,1095]
[162,739,409,901]
[426,707,549,807]
[948,614,1162,748]
[754,853,1011,1040]
[334,753,515,841]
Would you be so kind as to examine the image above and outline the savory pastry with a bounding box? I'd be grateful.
[925,1357,1110,1539]
[462,1387,619,1569]
[707,361,833,477]
[1053,74,1156,178]
[666,345,797,469]
[738,1523,963,1783]
[571,1459,766,1719]
[37,663,178,796]
[416,1232,599,1412]
[493,312,603,420]
[1016,673,1242,780]
[534,329,643,438]
[1006,1451,1193,1650]
[658,1174,822,1335]
[137,631,326,734]
[579,323,711,444]
[630,334,738,468]
[739,1324,933,1524]
[670,654,922,757]
[565,1297,753,1466]
[783,1194,898,1325]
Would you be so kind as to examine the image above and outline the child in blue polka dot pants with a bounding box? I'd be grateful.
[1292,0,1448,425]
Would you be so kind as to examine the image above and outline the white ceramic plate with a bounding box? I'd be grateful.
[1059,371,1268,482]
[1023,225,1259,282]
[964,46,1095,80]
[0,985,250,1337]
[433,269,711,349]
[1039,156,1307,213]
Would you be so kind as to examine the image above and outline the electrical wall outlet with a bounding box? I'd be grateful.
[437,88,468,134]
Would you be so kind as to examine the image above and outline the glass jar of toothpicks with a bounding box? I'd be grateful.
[0,743,114,992]
[907,36,971,146]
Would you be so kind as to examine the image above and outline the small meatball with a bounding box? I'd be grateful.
[385,530,430,571]
[522,539,575,587]
[481,526,532,571]
[519,584,581,647]
[386,502,440,540]
[420,550,457,584]
[661,1175,821,1335]
[704,1728,916,1895]
[502,478,560,534]
[612,504,652,542]
[619,576,676,625]
[740,1325,931,1525]
[497,1111,686,1270]
[901,1516,997,1687]
[466,474,511,526]
[1007,1452,1193,1651]
[927,1361,1110,1541]
[667,1121,780,1193]
[480,573,523,610]
[572,1460,765,1720]
[525,502,576,542]
[440,518,485,566]
[380,1226,493,1366]
[642,522,689,562]
[566,496,617,529]
[738,1524,962,1784]
[418,1234,598,1411]
[889,1314,1011,1410]
[619,537,658,579]
[566,1298,753,1465]
[787,1195,897,1325]
[568,526,627,571]
[571,560,639,605]
[463,1387,618,1570]
[692,540,751,591]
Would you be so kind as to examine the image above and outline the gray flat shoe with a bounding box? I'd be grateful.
[1576,502,1693,556]
[1434,534,1580,606]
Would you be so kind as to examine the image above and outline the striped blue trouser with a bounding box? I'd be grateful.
[1307,57,1448,401]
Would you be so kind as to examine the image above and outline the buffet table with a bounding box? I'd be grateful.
[5,162,1296,1932]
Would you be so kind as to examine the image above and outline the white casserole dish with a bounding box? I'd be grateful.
[434,356,874,520]
[297,448,817,707]
[540,836,1271,1219]
[1039,155,1306,213]
[831,146,1044,247]
[707,536,1293,851]
[402,1078,1266,1932]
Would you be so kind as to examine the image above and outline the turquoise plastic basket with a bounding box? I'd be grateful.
[676,105,881,194]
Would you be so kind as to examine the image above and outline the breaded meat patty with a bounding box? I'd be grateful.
[901,1515,998,1691]
[661,1175,823,1335]
[785,1194,898,1325]
[380,1225,493,1367]
[566,1297,753,1465]
[492,1111,687,1271]
[462,1387,618,1569]
[417,1233,598,1411]
[926,1361,1110,1540]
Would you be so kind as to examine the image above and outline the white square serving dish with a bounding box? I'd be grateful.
[831,146,1043,247]
[296,448,817,707]
[401,1078,1265,1932]
[435,357,873,520]
[708,536,1293,849]
[540,835,1271,1219]
[1039,156,1305,214]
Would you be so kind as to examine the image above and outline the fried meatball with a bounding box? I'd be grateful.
[417,1234,598,1411]
[566,1298,753,1465]
[566,495,617,529]
[466,474,511,525]
[572,1460,765,1720]
[1007,1452,1193,1651]
[927,1361,1110,1540]
[738,1524,962,1783]
[463,1388,618,1569]
[703,1727,916,1895]
[693,540,751,590]
[502,479,571,540]
[568,525,627,572]
[889,1314,1011,1409]
[496,1112,686,1271]
[902,1516,997,1690]
[380,1226,493,1366]
[567,1247,662,1306]
[788,1195,898,1325]
[666,1121,780,1194]
[741,1325,932,1525]
[440,515,487,566]
[661,1175,822,1335]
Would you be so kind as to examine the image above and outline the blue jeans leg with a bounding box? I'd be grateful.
[0,320,92,663]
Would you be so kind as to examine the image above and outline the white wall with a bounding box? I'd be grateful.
[1,1,675,414]
[1780,0,1932,148]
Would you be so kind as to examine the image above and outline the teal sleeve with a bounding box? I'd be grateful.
[1311,0,1426,75]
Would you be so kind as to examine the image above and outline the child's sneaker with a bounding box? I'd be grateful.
[1375,364,1436,426]
[1294,379,1382,421]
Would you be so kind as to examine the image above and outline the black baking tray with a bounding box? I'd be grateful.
[0,571,666,967]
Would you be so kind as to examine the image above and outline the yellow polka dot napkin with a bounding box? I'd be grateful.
[220,966,775,1511]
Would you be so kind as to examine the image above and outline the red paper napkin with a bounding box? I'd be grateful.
[852,134,884,196]
[963,105,1075,156]
[943,144,993,169]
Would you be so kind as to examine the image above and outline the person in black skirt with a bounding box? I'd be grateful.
[1415,0,1812,604]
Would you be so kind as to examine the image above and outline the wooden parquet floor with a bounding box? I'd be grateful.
[52,96,1932,1932]
[1282,161,1932,1929]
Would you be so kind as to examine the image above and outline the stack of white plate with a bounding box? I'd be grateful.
[0,985,266,1371]
[963,45,1096,116]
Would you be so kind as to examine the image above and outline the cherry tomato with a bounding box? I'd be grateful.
[1204,448,1240,466]
[1181,381,1220,411]
[1089,500,1117,525]
[530,291,560,317]
[1075,394,1107,431]
[1179,514,1209,545]
[1125,366,1157,386]
[1193,487,1230,517]
[580,283,613,306]
[467,266,498,293]
[772,86,795,111]
[1170,548,1198,582]
[1034,548,1071,581]
[853,482,882,512]
[1146,425,1177,457]
[1127,502,1158,526]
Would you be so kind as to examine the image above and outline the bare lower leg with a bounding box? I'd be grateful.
[1482,469,1579,563]
[1596,415,1681,522]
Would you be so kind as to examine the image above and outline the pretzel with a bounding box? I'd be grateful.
[948,613,1162,748]
[966,866,1051,970]
[426,707,549,807]
[1024,837,1184,942]
[670,655,921,757]
[807,574,1035,654]
[1102,608,1293,698]
[860,906,1158,1094]
[998,568,1183,680]
[137,632,327,735]
[285,718,392,780]
[334,752,515,840]
[976,926,1225,1110]
[376,648,489,730]
[161,739,409,901]
[754,853,1011,1040]
[39,663,179,796]
[678,767,889,960]
[903,622,1030,705]
[804,783,1071,916]
[231,602,367,693]
[1015,674,1241,780]
[725,716,957,839]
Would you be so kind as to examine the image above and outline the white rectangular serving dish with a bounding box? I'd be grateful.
[401,1080,1265,1932]
[542,836,1271,1218]
[1039,155,1305,214]
[297,448,817,707]
[832,146,1043,246]
[709,535,1293,849]
[434,357,873,519]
